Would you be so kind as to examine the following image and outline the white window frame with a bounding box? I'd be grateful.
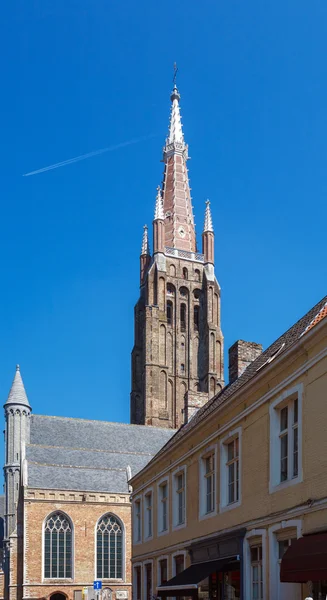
[244,529,267,600]
[133,562,142,600]
[143,560,153,600]
[269,384,303,493]
[157,477,169,536]
[268,519,302,600]
[172,466,187,530]
[199,444,217,520]
[157,554,169,587]
[133,495,142,545]
[143,488,153,541]
[172,550,187,576]
[219,426,242,512]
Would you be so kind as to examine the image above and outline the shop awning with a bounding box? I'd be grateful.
[280,533,327,583]
[157,556,239,597]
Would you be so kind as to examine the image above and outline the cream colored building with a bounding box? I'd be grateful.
[130,296,327,600]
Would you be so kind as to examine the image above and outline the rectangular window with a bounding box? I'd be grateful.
[134,499,141,542]
[200,450,216,517]
[205,454,215,513]
[158,482,168,533]
[278,397,299,483]
[134,565,141,600]
[251,545,263,600]
[145,563,152,600]
[173,468,186,527]
[227,437,239,504]
[177,473,185,525]
[144,492,152,539]
[159,558,168,585]
[174,554,185,575]
[270,386,302,492]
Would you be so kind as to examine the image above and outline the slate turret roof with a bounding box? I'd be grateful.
[25,415,176,493]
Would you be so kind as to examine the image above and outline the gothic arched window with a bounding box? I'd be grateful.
[182,267,188,280]
[195,269,201,282]
[44,512,72,579]
[97,514,123,580]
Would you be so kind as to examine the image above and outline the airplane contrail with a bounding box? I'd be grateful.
[23,134,155,177]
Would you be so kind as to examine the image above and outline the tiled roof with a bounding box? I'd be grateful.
[26,416,176,493]
[153,294,327,462]
[301,301,327,336]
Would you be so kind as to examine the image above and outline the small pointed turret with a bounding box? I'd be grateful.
[4,364,30,409]
[154,186,164,221]
[203,200,214,233]
[153,186,165,255]
[140,225,151,285]
[202,200,215,265]
[141,225,150,256]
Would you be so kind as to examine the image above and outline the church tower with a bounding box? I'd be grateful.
[131,81,224,428]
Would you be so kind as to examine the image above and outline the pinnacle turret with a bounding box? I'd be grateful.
[141,225,150,256]
[154,187,164,220]
[4,364,30,409]
[203,200,214,233]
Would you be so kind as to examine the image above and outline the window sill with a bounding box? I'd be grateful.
[43,578,74,582]
[172,521,186,532]
[199,509,217,521]
[269,473,302,494]
[219,499,241,513]
[158,528,169,537]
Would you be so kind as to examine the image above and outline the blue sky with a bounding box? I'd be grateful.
[1,0,326,446]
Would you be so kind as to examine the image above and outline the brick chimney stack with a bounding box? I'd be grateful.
[229,340,263,383]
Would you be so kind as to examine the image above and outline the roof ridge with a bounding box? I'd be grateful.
[32,414,177,432]
[26,443,153,457]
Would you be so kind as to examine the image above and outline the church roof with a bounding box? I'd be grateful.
[25,416,175,493]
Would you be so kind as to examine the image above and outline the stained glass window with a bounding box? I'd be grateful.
[97,514,123,579]
[44,512,72,578]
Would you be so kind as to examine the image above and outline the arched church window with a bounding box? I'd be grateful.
[195,269,201,282]
[182,267,188,280]
[193,289,201,300]
[194,305,200,331]
[180,286,188,298]
[96,514,123,579]
[167,283,175,296]
[44,512,72,578]
[167,301,173,325]
[180,303,186,332]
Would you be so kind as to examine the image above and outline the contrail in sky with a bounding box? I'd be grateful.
[23,134,155,177]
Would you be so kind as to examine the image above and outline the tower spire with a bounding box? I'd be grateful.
[162,76,196,252]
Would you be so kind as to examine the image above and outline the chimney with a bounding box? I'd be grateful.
[229,340,263,383]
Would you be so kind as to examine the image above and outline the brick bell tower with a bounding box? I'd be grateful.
[130,79,224,428]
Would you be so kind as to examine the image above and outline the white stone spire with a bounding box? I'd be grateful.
[141,225,150,256]
[167,85,184,145]
[203,200,214,233]
[154,186,164,220]
[4,364,30,408]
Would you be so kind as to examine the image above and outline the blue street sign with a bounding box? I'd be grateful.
[94,581,102,590]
